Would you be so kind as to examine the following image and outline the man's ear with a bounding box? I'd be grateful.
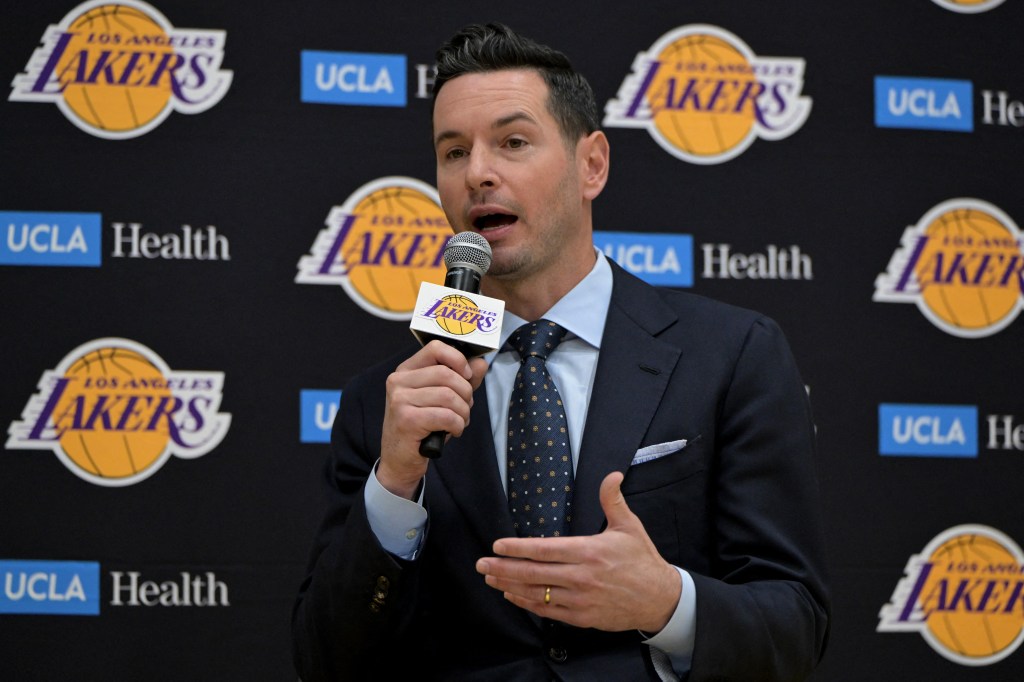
[579,130,610,201]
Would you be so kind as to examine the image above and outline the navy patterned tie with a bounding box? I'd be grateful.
[506,320,574,538]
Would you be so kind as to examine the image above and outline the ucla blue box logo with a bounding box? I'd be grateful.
[594,231,693,287]
[0,560,100,615]
[0,211,102,266]
[874,76,973,132]
[878,404,978,457]
[300,389,342,443]
[301,51,406,107]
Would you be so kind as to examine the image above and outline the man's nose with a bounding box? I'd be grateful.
[465,148,500,190]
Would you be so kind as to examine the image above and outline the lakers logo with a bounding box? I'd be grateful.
[603,24,811,164]
[420,294,497,336]
[932,0,1006,13]
[9,1,232,139]
[296,177,452,320]
[5,338,231,487]
[878,525,1024,665]
[874,198,1024,338]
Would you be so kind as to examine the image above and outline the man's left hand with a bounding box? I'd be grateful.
[475,471,682,633]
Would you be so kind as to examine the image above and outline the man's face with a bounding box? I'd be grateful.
[433,69,590,284]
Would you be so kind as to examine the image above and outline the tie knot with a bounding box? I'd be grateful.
[508,319,568,361]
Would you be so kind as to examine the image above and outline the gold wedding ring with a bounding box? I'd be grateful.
[544,586,551,604]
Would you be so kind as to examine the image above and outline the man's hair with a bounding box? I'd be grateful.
[432,23,600,145]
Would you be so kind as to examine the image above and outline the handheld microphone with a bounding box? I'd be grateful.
[418,232,493,458]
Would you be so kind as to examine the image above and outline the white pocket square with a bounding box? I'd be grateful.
[631,439,688,465]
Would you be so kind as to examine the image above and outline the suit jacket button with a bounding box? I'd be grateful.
[547,647,567,663]
[370,575,389,611]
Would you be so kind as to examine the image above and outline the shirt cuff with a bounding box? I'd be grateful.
[642,567,696,671]
[363,460,427,560]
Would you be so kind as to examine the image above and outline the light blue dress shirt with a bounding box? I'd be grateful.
[363,250,695,675]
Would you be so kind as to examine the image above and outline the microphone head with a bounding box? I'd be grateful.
[443,232,492,276]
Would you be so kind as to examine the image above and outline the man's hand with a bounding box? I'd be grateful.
[475,471,681,633]
[378,340,487,499]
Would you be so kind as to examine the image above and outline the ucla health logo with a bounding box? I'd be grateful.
[604,25,811,164]
[296,177,451,320]
[874,199,1024,337]
[9,1,232,139]
[1,560,100,615]
[932,0,1006,13]
[1,211,101,267]
[300,389,340,444]
[301,50,406,107]
[879,404,978,457]
[879,525,1024,665]
[6,338,231,486]
[874,76,973,132]
[594,231,693,287]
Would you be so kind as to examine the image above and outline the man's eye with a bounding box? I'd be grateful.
[446,148,466,160]
[507,138,526,149]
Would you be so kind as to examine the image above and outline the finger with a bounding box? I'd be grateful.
[389,363,475,398]
[484,575,575,613]
[502,591,590,628]
[394,403,470,438]
[490,536,583,564]
[467,356,489,390]
[480,572,548,600]
[385,387,471,440]
[507,584,557,607]
[477,556,552,583]
[398,340,474,379]
[402,383,474,419]
[599,471,636,530]
[387,369,477,426]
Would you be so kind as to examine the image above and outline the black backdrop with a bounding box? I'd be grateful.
[2,1,1023,680]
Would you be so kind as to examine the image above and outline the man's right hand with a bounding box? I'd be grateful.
[377,340,488,499]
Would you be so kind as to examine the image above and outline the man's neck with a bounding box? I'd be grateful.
[483,249,598,320]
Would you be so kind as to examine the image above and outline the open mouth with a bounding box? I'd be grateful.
[472,213,518,230]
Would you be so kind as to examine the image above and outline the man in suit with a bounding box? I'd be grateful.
[292,23,830,680]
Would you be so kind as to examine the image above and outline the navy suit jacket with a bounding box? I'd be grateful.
[292,261,830,681]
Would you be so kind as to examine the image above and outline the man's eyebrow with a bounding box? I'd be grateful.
[434,111,540,149]
[434,129,460,148]
[493,111,538,130]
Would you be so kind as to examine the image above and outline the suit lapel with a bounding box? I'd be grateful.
[432,380,516,547]
[571,263,682,537]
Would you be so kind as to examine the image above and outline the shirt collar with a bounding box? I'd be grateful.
[496,248,612,353]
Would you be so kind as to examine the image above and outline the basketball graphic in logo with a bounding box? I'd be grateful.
[340,184,450,317]
[57,4,174,134]
[56,346,173,480]
[922,533,1024,661]
[433,295,480,335]
[914,206,1022,334]
[9,1,232,139]
[604,24,811,164]
[296,177,452,320]
[646,33,757,159]
[874,198,1024,338]
[6,338,231,486]
[879,525,1024,666]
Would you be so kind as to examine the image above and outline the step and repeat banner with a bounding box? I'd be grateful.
[2,1,1022,679]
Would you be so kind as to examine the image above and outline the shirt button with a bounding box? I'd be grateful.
[405,529,418,540]
[548,647,567,663]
